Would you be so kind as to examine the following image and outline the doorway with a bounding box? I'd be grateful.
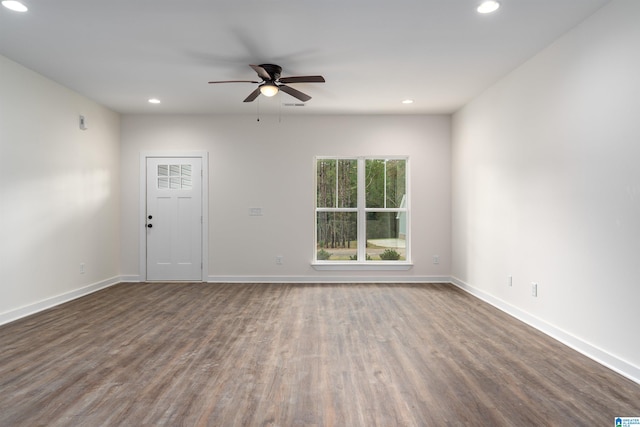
[140,153,208,281]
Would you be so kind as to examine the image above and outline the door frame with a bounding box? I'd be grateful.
[139,151,209,281]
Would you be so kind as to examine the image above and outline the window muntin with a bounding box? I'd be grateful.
[315,157,409,263]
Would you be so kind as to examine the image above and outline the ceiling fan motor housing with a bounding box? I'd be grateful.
[259,64,282,81]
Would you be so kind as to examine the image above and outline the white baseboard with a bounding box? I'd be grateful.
[119,275,143,282]
[0,276,121,326]
[450,276,640,385]
[206,275,452,283]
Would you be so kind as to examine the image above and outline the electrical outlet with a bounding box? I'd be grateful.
[531,282,538,297]
[433,255,439,264]
[80,263,85,274]
[508,275,513,287]
[276,255,283,265]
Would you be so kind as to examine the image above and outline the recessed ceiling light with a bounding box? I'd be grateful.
[148,98,161,104]
[477,1,500,14]
[2,0,28,12]
[402,99,414,104]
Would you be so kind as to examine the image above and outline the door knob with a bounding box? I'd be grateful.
[147,224,153,228]
[148,215,153,219]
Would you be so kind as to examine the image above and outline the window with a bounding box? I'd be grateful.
[157,164,192,189]
[315,157,409,264]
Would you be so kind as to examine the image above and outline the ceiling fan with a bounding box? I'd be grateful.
[208,64,325,103]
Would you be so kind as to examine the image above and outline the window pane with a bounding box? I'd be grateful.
[337,159,357,208]
[385,159,406,208]
[365,159,385,208]
[316,159,357,208]
[316,159,336,208]
[158,165,168,176]
[170,165,180,176]
[316,212,358,261]
[365,159,406,208]
[366,211,406,261]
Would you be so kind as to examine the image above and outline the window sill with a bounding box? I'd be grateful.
[311,262,413,271]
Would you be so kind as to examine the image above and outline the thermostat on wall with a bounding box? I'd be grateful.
[79,115,87,130]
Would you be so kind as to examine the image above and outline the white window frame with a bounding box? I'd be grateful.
[312,156,412,271]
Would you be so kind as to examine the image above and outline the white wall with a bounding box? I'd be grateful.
[120,114,451,282]
[452,0,640,380]
[0,55,121,323]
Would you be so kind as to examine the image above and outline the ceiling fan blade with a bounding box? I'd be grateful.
[278,75,325,84]
[250,64,271,80]
[243,87,261,102]
[279,85,312,102]
[208,80,260,84]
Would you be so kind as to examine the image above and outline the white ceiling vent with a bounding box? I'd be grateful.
[283,103,305,107]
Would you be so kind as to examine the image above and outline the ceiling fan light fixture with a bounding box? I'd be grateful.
[259,83,279,97]
[2,0,28,12]
[477,1,500,14]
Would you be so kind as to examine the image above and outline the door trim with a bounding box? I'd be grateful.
[139,151,209,281]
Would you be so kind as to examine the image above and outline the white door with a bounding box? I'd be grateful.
[146,157,202,281]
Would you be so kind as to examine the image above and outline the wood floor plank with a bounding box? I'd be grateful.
[1,282,639,426]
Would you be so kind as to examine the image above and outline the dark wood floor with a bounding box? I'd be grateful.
[1,283,639,426]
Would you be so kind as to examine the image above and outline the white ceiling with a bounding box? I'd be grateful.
[0,0,610,115]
